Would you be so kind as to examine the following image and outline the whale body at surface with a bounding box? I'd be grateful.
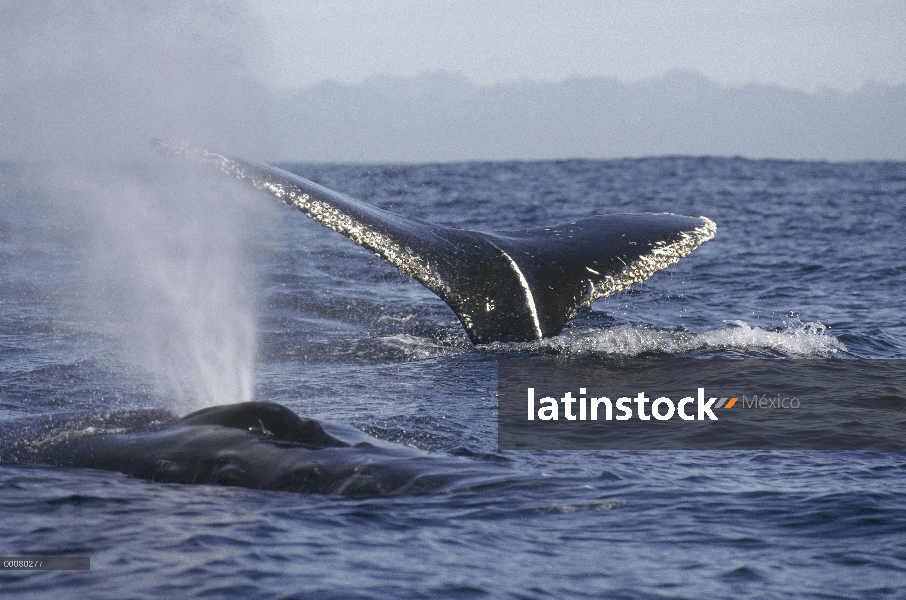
[155,140,717,344]
[6,402,481,496]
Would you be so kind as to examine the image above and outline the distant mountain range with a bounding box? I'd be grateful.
[3,68,903,163]
[270,70,906,163]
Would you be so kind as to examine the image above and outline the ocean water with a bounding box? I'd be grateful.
[1,157,905,598]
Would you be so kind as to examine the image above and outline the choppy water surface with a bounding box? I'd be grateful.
[1,157,905,598]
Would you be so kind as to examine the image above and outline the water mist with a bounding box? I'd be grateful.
[1,1,278,413]
[39,162,272,414]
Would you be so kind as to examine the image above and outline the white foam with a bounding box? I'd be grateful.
[373,319,846,360]
[378,334,455,360]
[504,319,847,357]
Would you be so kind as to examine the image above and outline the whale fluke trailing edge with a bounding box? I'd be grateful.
[154,140,716,344]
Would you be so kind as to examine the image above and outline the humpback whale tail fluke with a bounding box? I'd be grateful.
[153,139,716,344]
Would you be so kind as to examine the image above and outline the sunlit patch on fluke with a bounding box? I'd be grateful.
[154,139,716,344]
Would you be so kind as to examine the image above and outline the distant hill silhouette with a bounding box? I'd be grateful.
[2,63,903,164]
[271,70,906,163]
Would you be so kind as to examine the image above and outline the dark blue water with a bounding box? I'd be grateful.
[1,157,905,598]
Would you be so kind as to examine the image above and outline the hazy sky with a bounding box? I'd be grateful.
[2,1,903,161]
[252,0,906,93]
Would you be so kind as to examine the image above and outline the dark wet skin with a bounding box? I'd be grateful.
[155,140,716,344]
[19,402,479,496]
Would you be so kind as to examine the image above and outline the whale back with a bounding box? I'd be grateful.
[11,403,481,495]
[179,402,348,449]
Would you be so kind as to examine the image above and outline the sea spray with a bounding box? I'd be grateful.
[39,162,274,413]
[524,318,846,357]
[0,0,279,413]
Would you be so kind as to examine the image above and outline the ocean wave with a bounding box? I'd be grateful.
[376,333,458,360]
[372,319,846,360]
[524,319,846,357]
